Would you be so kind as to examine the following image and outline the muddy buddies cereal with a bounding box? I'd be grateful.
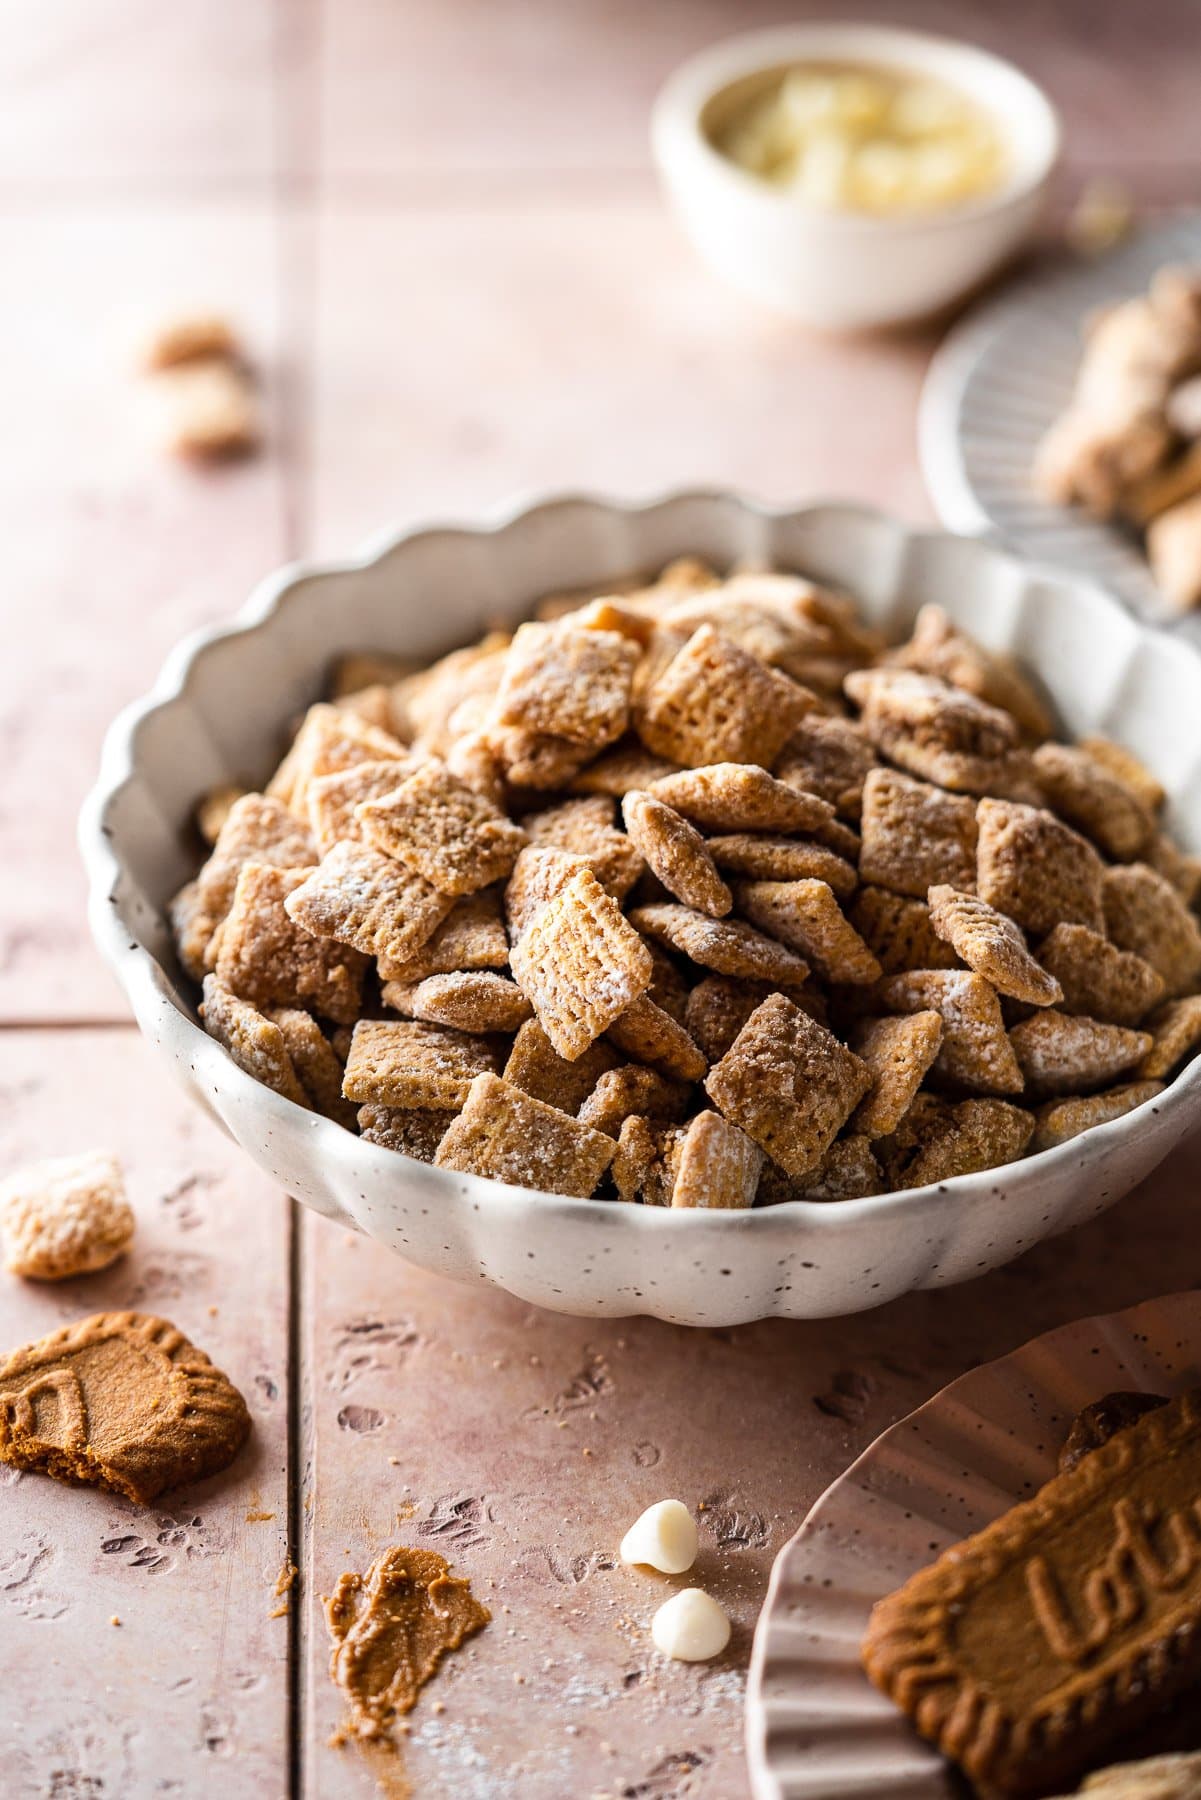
[170,567,1201,1205]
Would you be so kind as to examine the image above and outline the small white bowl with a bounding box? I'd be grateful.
[651,24,1061,329]
[80,492,1201,1327]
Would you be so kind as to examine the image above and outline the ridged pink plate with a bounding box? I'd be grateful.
[746,1288,1201,1798]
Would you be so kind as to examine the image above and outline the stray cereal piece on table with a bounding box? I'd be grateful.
[647,762,834,835]
[150,358,261,461]
[357,1104,457,1163]
[848,886,960,975]
[434,1073,615,1197]
[707,834,857,898]
[1103,862,1201,996]
[502,1020,619,1115]
[976,797,1106,937]
[1008,1010,1153,1096]
[139,311,241,371]
[381,970,533,1035]
[1037,922,1165,1026]
[201,975,309,1105]
[1,1151,134,1281]
[376,887,509,982]
[631,903,811,986]
[705,993,871,1178]
[267,1007,359,1128]
[877,969,1024,1095]
[927,884,1062,1006]
[606,993,708,1081]
[734,879,882,984]
[306,759,419,853]
[1137,995,1201,1079]
[284,840,452,970]
[1031,1080,1165,1152]
[510,868,653,1060]
[341,1019,499,1110]
[774,712,877,817]
[357,759,527,897]
[636,626,810,768]
[523,796,645,901]
[577,1066,691,1136]
[858,768,978,898]
[669,1112,763,1210]
[849,1012,944,1139]
[622,791,732,918]
[845,667,1033,798]
[876,1094,1034,1190]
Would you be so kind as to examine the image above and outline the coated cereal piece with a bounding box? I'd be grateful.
[849,1012,945,1138]
[611,1116,679,1205]
[877,1094,1034,1190]
[444,730,507,808]
[216,864,366,1024]
[196,793,318,922]
[774,712,876,818]
[503,1020,619,1115]
[569,741,683,797]
[330,651,420,702]
[267,703,409,814]
[734,879,881,985]
[707,834,857,898]
[1079,734,1165,814]
[504,846,591,943]
[684,976,778,1065]
[606,993,708,1081]
[376,888,509,982]
[491,621,638,754]
[927,885,1062,1006]
[1038,922,1165,1026]
[341,1019,499,1109]
[848,887,960,975]
[647,763,834,835]
[381,970,533,1034]
[1137,995,1201,1079]
[1103,862,1201,997]
[196,783,248,847]
[859,768,978,899]
[523,796,645,901]
[307,758,420,853]
[1,1150,135,1281]
[1031,1081,1164,1152]
[264,1008,357,1127]
[200,975,308,1106]
[510,869,653,1060]
[705,993,871,1178]
[670,1112,763,1210]
[645,940,691,1024]
[890,604,1053,742]
[357,1104,457,1163]
[976,797,1106,938]
[1147,831,1201,908]
[398,632,511,754]
[434,1073,615,1198]
[284,840,453,968]
[636,625,810,769]
[169,879,221,982]
[622,791,732,918]
[756,1136,882,1202]
[577,1066,691,1135]
[1031,741,1154,861]
[1008,1010,1152,1096]
[334,683,402,736]
[357,760,527,897]
[845,667,1032,798]
[877,970,1024,1095]
[631,903,810,986]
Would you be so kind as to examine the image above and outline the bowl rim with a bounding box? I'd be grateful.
[651,22,1062,236]
[79,487,1201,1235]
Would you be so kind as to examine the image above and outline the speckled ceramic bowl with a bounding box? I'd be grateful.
[79,492,1201,1325]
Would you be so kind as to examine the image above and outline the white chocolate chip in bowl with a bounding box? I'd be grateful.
[651,1588,731,1662]
[619,1499,699,1574]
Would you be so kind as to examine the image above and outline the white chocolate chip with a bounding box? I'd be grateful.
[619,1499,698,1574]
[651,1588,731,1662]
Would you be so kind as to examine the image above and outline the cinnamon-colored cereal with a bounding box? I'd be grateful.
[1008,1011,1153,1096]
[877,969,1024,1095]
[1103,862,1201,996]
[849,1012,944,1138]
[849,887,960,975]
[502,1020,618,1115]
[734,879,881,985]
[329,651,419,702]
[1,1151,135,1281]
[976,797,1106,937]
[376,888,509,982]
[859,768,978,898]
[504,845,591,943]
[357,1104,457,1163]
[382,970,533,1034]
[876,1093,1034,1190]
[1031,1081,1164,1152]
[707,834,857,898]
[1137,995,1201,1079]
[757,1135,882,1202]
[196,783,249,847]
[169,879,222,982]
[1079,734,1166,814]
[1147,830,1201,908]
[606,993,707,1081]
[578,1066,691,1135]
[637,626,810,769]
[1031,741,1154,861]
[510,868,653,1059]
[622,791,732,917]
[216,864,366,1024]
[267,1007,358,1127]
[644,939,691,1024]
[267,703,410,815]
[434,1073,615,1197]
[569,741,683,797]
[195,792,317,923]
[631,902,810,985]
[889,603,1053,742]
[647,763,834,834]
[927,885,1062,1006]
[611,1115,679,1205]
[705,994,871,1177]
[284,840,453,969]
[358,760,527,897]
[395,632,510,753]
[200,975,308,1105]
[341,1019,499,1109]
[1038,922,1165,1026]
[669,1111,763,1210]
[774,712,877,817]
[307,759,419,853]
[523,795,645,901]
[846,667,1033,798]
[491,622,638,754]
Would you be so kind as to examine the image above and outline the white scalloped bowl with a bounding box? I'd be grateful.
[80,493,1201,1325]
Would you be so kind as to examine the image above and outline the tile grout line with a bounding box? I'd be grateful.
[285,1196,306,1800]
